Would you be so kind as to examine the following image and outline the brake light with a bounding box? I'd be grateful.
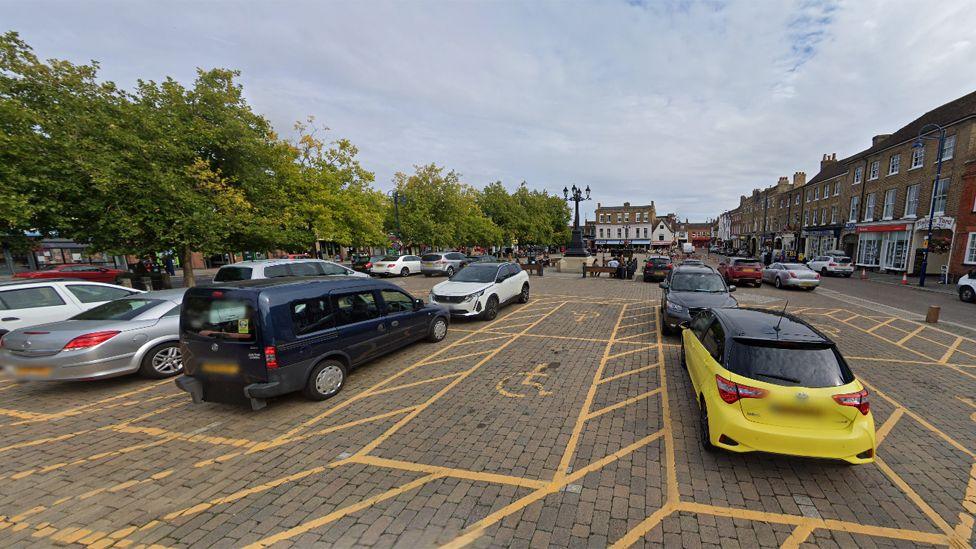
[387,264,396,267]
[833,389,870,415]
[815,273,821,280]
[63,331,120,350]
[715,374,767,404]
[789,271,798,278]
[829,262,837,267]
[264,346,278,369]
[365,262,372,268]
[666,263,673,269]
[212,291,223,298]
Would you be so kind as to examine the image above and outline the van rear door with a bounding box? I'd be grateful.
[181,288,267,400]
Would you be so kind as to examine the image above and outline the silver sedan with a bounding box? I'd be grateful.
[762,263,821,290]
[0,289,185,381]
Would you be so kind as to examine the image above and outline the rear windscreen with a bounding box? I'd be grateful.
[728,341,853,387]
[732,259,760,267]
[72,299,163,321]
[421,254,442,261]
[214,267,252,282]
[649,258,669,266]
[183,296,256,341]
[835,257,852,264]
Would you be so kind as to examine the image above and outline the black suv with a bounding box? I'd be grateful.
[660,265,737,334]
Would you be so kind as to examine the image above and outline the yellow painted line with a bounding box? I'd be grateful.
[781,521,817,548]
[7,379,172,425]
[940,336,965,364]
[875,456,954,536]
[452,334,512,347]
[585,388,662,420]
[348,455,548,489]
[554,302,629,480]
[962,462,976,515]
[243,473,444,548]
[606,345,657,361]
[367,373,464,397]
[614,331,654,342]
[874,408,904,447]
[597,363,660,385]
[416,350,492,366]
[0,428,95,455]
[0,408,46,420]
[608,503,676,548]
[110,425,259,448]
[867,317,897,333]
[619,319,656,330]
[896,325,926,345]
[658,307,679,505]
[0,436,179,482]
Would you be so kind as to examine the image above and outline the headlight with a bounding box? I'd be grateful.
[464,290,485,302]
[667,301,685,313]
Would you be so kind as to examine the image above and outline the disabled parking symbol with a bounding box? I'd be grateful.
[573,311,600,323]
[496,363,557,398]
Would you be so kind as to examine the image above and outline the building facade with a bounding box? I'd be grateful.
[594,202,657,249]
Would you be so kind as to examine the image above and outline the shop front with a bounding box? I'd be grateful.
[801,227,842,258]
[909,216,955,276]
[855,222,912,272]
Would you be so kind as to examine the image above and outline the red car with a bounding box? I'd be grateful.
[717,257,763,287]
[13,264,125,284]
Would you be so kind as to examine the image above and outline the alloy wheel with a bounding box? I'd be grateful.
[151,346,182,374]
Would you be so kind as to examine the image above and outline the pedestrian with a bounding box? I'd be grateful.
[163,255,176,276]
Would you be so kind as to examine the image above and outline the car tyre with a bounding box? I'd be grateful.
[680,340,687,370]
[400,267,409,277]
[139,342,183,379]
[774,277,782,289]
[518,283,530,303]
[424,273,432,278]
[659,308,673,335]
[427,317,448,342]
[700,397,717,452]
[960,286,976,303]
[446,266,455,277]
[821,267,828,277]
[303,359,347,401]
[481,295,499,320]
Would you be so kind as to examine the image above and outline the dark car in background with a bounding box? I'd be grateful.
[351,254,383,273]
[174,277,450,410]
[660,266,737,334]
[642,255,673,282]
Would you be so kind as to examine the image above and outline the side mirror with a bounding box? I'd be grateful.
[413,298,424,310]
[678,321,690,329]
[659,282,668,290]
[728,285,736,292]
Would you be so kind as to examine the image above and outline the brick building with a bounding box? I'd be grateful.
[594,202,657,250]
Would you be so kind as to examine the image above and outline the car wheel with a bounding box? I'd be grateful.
[481,295,499,320]
[774,277,782,289]
[424,273,432,278]
[427,317,448,342]
[303,359,347,401]
[700,397,716,452]
[659,308,672,335]
[446,266,455,277]
[400,267,409,277]
[844,273,852,278]
[518,283,530,303]
[960,286,976,303]
[821,267,828,277]
[139,342,183,379]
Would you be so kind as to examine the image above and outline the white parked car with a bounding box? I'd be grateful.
[429,262,530,320]
[806,255,854,277]
[958,271,975,303]
[212,259,367,282]
[370,254,422,277]
[0,279,142,336]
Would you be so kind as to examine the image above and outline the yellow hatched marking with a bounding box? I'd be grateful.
[875,456,954,536]
[585,388,662,420]
[781,520,817,549]
[110,425,259,448]
[348,455,548,489]
[608,504,676,548]
[896,325,926,345]
[597,363,660,385]
[368,373,463,396]
[874,408,904,447]
[940,336,965,364]
[867,317,897,333]
[606,345,657,360]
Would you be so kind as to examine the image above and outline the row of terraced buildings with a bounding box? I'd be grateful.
[715,90,976,280]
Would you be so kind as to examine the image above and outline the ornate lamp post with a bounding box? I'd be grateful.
[562,184,591,257]
[912,123,947,287]
[388,190,407,250]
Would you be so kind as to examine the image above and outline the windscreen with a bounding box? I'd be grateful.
[381,255,400,261]
[421,254,442,261]
[669,273,726,292]
[728,341,853,387]
[182,295,256,341]
[450,265,498,283]
[732,259,760,267]
[214,267,252,282]
[72,299,164,321]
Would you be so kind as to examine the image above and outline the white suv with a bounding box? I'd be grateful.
[958,271,975,303]
[806,255,854,277]
[0,279,142,335]
[212,259,368,282]
[429,262,529,320]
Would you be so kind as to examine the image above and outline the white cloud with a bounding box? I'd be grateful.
[4,0,975,221]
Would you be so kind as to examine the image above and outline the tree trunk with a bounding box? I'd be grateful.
[182,246,196,288]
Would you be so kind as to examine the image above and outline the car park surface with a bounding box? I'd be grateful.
[0,274,973,548]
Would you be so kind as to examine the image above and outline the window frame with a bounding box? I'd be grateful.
[965,232,976,265]
[941,134,955,161]
[854,166,863,184]
[882,188,896,220]
[888,154,900,176]
[849,196,859,222]
[0,286,67,311]
[911,146,924,169]
[868,160,880,181]
[904,184,920,218]
[864,193,876,222]
[931,178,949,216]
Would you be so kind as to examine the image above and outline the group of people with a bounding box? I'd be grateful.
[602,255,639,279]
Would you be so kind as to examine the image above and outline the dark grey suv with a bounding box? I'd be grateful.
[421,252,469,277]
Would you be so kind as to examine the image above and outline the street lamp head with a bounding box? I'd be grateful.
[912,138,924,149]
[585,185,591,200]
[563,186,569,199]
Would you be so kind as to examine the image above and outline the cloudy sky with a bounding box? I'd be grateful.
[4,0,975,221]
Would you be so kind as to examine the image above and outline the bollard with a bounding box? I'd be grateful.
[581,264,587,279]
[925,305,940,324]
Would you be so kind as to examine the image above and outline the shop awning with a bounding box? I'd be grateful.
[630,239,651,245]
[651,241,671,246]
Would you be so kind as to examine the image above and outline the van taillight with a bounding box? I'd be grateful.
[833,389,870,415]
[264,346,278,369]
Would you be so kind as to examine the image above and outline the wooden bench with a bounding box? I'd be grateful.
[583,265,619,278]
[518,263,544,276]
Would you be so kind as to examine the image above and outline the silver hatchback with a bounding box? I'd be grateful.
[0,289,185,381]
[421,252,470,277]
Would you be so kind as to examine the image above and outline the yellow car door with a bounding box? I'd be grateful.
[682,312,717,400]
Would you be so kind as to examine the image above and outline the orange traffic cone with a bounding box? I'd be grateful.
[900,272,908,285]
[860,268,867,280]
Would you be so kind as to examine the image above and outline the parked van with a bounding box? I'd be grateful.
[174,277,450,410]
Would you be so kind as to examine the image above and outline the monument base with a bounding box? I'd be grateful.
[557,255,596,274]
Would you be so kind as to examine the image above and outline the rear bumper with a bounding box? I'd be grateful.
[175,367,309,410]
[707,400,876,464]
[782,278,820,288]
[421,267,450,275]
[728,272,762,282]
[0,351,138,381]
[826,267,854,275]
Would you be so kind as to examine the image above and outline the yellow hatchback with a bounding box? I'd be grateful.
[681,307,875,464]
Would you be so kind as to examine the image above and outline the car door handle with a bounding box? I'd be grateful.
[391,320,399,327]
[1,317,18,322]
[377,324,386,332]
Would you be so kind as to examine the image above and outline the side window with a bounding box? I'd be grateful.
[66,285,133,304]
[291,297,335,335]
[0,287,66,310]
[702,322,726,362]
[407,256,421,261]
[320,262,349,276]
[289,262,321,277]
[448,253,464,260]
[509,263,522,275]
[163,305,182,317]
[690,312,712,339]
[332,291,381,326]
[381,290,414,314]
[264,265,290,278]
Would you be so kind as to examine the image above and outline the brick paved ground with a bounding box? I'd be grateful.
[0,273,973,548]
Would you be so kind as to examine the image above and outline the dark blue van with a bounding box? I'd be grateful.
[174,277,450,410]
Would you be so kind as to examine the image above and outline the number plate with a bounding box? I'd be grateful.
[16,366,51,377]
[201,363,240,375]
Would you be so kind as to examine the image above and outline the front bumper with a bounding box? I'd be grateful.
[662,308,692,331]
[430,297,483,317]
[706,399,876,464]
[0,351,138,381]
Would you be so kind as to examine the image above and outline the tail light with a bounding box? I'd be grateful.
[365,262,372,268]
[789,271,798,278]
[833,389,870,415]
[64,331,120,350]
[715,374,767,404]
[829,262,837,267]
[0,333,6,349]
[264,346,278,369]
[815,273,821,280]
[387,264,396,267]
[666,263,673,269]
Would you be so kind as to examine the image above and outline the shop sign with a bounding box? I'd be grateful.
[913,216,955,231]
[844,222,856,230]
[856,224,908,233]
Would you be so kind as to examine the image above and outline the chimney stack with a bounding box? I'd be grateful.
[872,134,891,146]
[793,171,806,186]
[820,153,838,170]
